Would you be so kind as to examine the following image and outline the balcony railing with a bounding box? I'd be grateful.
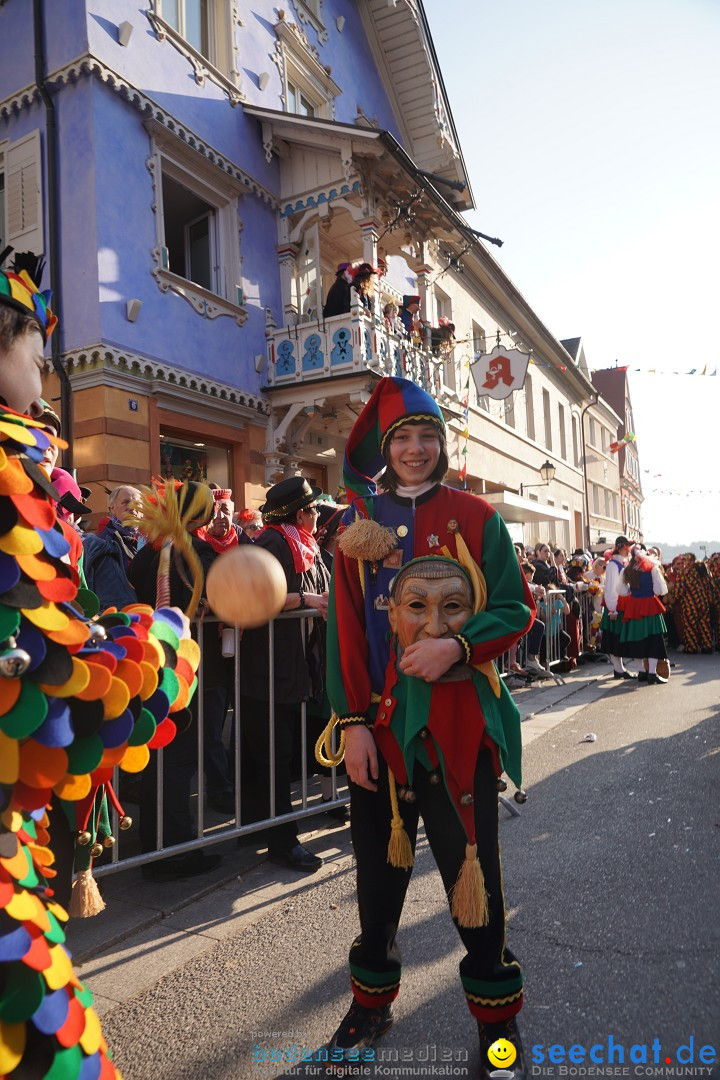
[265,306,459,405]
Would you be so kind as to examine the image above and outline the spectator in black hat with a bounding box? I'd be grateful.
[239,476,330,872]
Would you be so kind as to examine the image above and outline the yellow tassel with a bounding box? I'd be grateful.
[133,480,213,619]
[315,714,346,768]
[450,843,489,927]
[387,770,414,869]
[68,869,106,918]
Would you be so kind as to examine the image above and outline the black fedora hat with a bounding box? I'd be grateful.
[260,476,322,521]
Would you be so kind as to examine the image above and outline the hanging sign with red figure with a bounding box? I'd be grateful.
[470,345,530,400]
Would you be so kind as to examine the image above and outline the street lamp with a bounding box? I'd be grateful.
[519,460,556,497]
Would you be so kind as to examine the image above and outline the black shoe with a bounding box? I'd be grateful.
[478,1016,527,1079]
[647,672,667,685]
[636,670,649,682]
[208,791,236,815]
[268,843,322,872]
[328,999,394,1053]
[141,851,222,882]
[322,798,350,822]
[613,670,637,679]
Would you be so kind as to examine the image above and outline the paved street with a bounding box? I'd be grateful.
[73,657,719,1080]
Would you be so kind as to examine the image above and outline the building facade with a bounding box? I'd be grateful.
[1,0,617,543]
[590,366,644,541]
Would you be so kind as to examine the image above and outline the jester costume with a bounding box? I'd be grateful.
[675,555,714,654]
[0,255,200,1078]
[324,377,534,1027]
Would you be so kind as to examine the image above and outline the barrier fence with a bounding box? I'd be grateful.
[92,591,599,876]
[94,610,344,877]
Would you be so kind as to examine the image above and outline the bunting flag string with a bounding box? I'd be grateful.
[609,433,636,453]
[593,366,719,377]
[647,488,720,497]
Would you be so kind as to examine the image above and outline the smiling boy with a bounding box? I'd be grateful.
[323,376,534,1078]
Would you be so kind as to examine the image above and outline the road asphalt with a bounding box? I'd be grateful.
[67,654,719,1080]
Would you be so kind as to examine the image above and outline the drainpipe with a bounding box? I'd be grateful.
[33,0,73,470]
[579,392,599,548]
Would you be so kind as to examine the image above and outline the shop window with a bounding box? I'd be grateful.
[160,433,230,487]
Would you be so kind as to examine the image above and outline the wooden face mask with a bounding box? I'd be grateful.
[388,558,473,651]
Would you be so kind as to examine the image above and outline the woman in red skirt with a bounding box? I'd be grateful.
[617,545,669,685]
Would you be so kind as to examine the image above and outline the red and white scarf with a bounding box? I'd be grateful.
[267,523,319,573]
[195,524,239,555]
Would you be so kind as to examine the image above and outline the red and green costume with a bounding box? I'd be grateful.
[325,377,534,1024]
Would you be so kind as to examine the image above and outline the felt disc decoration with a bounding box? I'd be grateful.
[0,402,202,1079]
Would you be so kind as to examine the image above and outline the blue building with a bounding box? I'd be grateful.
[0,0,600,546]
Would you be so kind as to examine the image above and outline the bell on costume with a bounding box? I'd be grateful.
[0,637,32,678]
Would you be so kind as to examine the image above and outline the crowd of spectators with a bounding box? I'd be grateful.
[42,416,719,883]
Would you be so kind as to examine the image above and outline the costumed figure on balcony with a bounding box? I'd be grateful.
[616,545,669,684]
[430,316,456,356]
[399,295,423,346]
[315,376,534,1079]
[0,249,201,1079]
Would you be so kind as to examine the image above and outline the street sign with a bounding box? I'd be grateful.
[470,345,530,400]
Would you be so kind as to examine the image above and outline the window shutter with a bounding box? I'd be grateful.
[6,129,44,255]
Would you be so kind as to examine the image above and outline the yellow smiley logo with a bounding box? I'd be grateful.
[487,1038,517,1069]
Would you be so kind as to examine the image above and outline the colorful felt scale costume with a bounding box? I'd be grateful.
[321,377,534,1026]
[0,256,200,1078]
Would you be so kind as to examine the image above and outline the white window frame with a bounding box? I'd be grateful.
[525,375,535,440]
[433,285,456,392]
[542,388,552,451]
[0,130,44,257]
[149,1,241,104]
[275,18,341,121]
[148,123,246,324]
[558,402,567,460]
[287,0,328,43]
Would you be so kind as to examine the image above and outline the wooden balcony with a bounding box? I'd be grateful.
[264,307,459,408]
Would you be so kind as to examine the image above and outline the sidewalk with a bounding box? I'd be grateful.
[69,663,617,1015]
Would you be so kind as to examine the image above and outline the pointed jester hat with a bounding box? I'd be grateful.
[343,376,445,519]
[0,247,58,342]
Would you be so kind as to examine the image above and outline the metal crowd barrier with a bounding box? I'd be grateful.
[93,611,346,877]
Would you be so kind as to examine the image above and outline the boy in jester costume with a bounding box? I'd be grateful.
[0,250,202,1079]
[319,376,534,1078]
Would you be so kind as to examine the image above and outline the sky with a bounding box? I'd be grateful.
[424,0,720,545]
